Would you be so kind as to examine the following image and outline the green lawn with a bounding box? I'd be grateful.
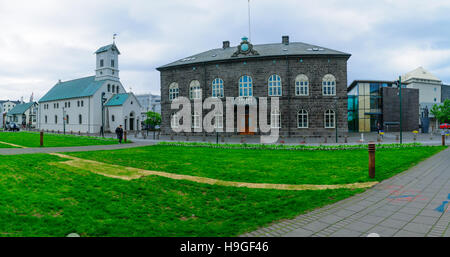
[0,154,362,237]
[0,131,123,147]
[68,145,447,185]
[0,142,16,148]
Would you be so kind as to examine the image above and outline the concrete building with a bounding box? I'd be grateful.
[348,80,419,132]
[136,94,161,128]
[157,36,351,137]
[38,43,141,133]
[442,84,450,102]
[6,102,38,128]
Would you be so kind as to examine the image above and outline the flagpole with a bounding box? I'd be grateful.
[248,0,251,42]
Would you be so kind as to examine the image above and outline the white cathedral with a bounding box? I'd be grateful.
[38,43,141,133]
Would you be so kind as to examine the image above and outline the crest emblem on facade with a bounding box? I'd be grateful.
[232,37,259,57]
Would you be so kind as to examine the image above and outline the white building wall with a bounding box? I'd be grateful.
[406,81,441,104]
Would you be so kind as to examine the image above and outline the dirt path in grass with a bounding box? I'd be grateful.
[49,153,378,191]
[0,141,27,148]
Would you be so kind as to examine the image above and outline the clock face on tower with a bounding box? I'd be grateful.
[241,43,249,52]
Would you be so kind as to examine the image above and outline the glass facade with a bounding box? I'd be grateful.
[348,81,393,132]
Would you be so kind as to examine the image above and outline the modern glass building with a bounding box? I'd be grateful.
[347,80,396,132]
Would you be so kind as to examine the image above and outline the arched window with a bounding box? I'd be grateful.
[112,115,115,122]
[270,107,281,128]
[322,74,336,96]
[55,115,58,124]
[295,74,309,96]
[169,82,179,101]
[79,114,82,124]
[212,78,224,98]
[239,75,253,97]
[297,110,308,128]
[171,113,179,129]
[192,112,201,129]
[189,80,201,99]
[45,115,48,124]
[107,84,111,92]
[324,110,335,128]
[268,74,282,96]
[66,115,69,124]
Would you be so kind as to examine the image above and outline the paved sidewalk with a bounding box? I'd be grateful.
[243,147,450,237]
[0,141,157,155]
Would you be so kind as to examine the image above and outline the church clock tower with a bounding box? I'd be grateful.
[95,43,120,81]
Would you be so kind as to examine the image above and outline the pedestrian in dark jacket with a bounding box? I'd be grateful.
[115,125,124,144]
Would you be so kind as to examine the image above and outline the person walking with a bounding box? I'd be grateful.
[115,125,124,144]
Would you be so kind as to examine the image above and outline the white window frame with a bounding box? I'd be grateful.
[212,78,224,98]
[169,82,179,101]
[297,109,308,128]
[171,113,179,129]
[214,112,223,129]
[324,110,335,128]
[192,112,201,129]
[270,108,281,128]
[189,80,202,100]
[268,74,282,96]
[295,74,309,96]
[239,75,253,97]
[322,74,336,96]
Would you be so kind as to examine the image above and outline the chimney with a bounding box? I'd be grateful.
[223,41,230,49]
[282,35,289,45]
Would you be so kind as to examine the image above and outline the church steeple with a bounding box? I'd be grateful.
[95,43,120,81]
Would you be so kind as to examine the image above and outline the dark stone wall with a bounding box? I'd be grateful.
[382,87,419,132]
[442,85,450,102]
[159,55,349,136]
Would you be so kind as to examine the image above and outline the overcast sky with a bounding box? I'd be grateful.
[1,0,450,101]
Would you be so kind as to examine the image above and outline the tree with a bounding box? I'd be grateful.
[145,111,161,130]
[430,99,450,123]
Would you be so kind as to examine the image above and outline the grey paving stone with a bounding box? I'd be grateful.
[282,228,314,237]
[418,209,444,218]
[365,226,399,237]
[411,216,439,226]
[402,222,433,234]
[317,215,343,225]
[394,230,425,237]
[344,221,375,233]
[333,209,356,218]
[389,212,416,222]
[329,229,363,237]
[377,218,410,229]
[360,215,387,225]
[302,221,330,232]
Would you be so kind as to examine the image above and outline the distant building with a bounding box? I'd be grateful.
[442,84,450,102]
[38,43,141,133]
[401,67,441,105]
[0,100,21,128]
[136,94,161,128]
[348,80,419,132]
[7,102,38,128]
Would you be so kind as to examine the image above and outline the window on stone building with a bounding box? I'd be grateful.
[322,74,336,96]
[189,80,202,100]
[212,78,224,98]
[214,112,223,129]
[81,100,84,107]
[66,115,69,124]
[79,114,82,124]
[108,84,111,92]
[112,115,115,122]
[297,109,308,128]
[111,60,115,67]
[324,110,335,128]
[268,74,282,96]
[270,107,281,128]
[171,113,179,129]
[55,115,58,124]
[192,112,201,129]
[45,115,48,124]
[295,74,309,96]
[100,59,104,67]
[239,75,253,97]
[169,82,179,101]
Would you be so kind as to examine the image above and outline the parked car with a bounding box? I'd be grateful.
[440,123,450,129]
[6,122,20,132]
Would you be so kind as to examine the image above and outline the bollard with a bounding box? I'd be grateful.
[344,135,348,143]
[124,131,127,142]
[395,135,399,142]
[240,136,245,143]
[202,134,206,142]
[368,142,376,178]
[443,135,446,146]
[221,135,225,143]
[78,131,81,135]
[40,131,44,147]
[377,135,381,142]
[186,135,189,141]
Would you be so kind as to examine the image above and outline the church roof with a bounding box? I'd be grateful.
[401,67,441,83]
[7,102,35,115]
[95,44,121,54]
[157,40,350,70]
[39,76,105,103]
[105,93,130,106]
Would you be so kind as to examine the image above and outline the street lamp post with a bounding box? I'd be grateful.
[101,92,107,138]
[335,96,338,143]
[399,76,402,144]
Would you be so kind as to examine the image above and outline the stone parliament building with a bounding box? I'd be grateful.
[157,36,351,137]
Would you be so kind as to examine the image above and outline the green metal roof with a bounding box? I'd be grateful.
[7,102,35,115]
[95,44,121,54]
[39,76,105,103]
[105,93,129,106]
